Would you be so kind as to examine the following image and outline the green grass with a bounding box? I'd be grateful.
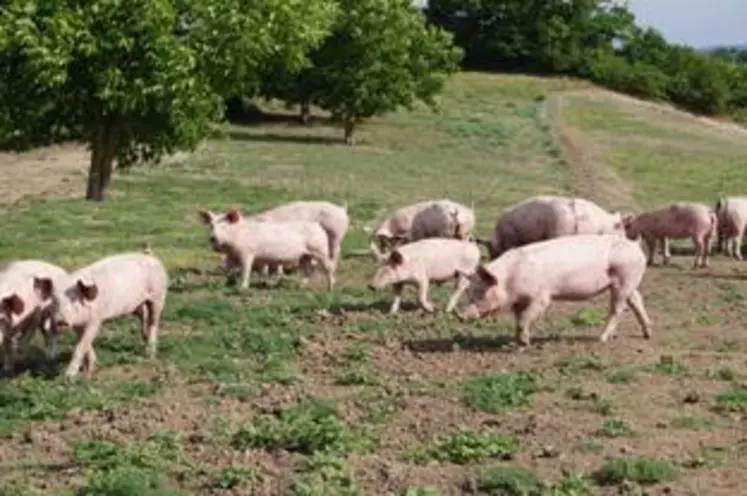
[2,71,747,493]
[592,457,678,486]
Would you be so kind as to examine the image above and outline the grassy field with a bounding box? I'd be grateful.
[1,71,747,495]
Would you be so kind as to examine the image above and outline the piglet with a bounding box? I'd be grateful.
[459,234,651,346]
[0,260,68,374]
[34,250,168,379]
[368,238,481,314]
[198,208,335,291]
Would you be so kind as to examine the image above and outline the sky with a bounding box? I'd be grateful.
[412,0,746,49]
[627,0,745,48]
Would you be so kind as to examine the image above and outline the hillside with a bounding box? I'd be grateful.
[1,72,747,495]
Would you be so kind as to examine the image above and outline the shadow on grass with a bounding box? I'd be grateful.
[404,334,601,354]
[327,299,423,315]
[227,129,343,146]
[3,348,73,380]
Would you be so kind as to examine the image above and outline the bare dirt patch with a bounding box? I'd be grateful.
[0,144,89,208]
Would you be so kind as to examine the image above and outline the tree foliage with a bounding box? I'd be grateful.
[261,0,462,144]
[0,0,336,200]
[426,0,747,123]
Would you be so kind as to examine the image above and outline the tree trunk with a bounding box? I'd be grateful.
[85,120,119,201]
[343,118,355,146]
[299,100,311,125]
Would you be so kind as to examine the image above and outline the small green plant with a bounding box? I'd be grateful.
[652,355,688,377]
[476,466,544,495]
[606,368,637,384]
[704,366,738,382]
[556,354,606,375]
[592,458,678,486]
[713,384,747,413]
[291,452,359,496]
[576,437,604,454]
[684,444,729,469]
[569,308,605,327]
[230,399,367,455]
[670,415,715,430]
[406,428,520,464]
[598,419,636,438]
[547,471,593,496]
[461,372,539,413]
[335,367,381,386]
[341,343,372,363]
[210,466,257,490]
[403,487,440,496]
[80,466,186,496]
[566,387,614,416]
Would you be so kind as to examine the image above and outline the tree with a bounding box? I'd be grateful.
[301,0,461,144]
[0,0,337,201]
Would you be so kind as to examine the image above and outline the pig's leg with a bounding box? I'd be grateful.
[643,236,656,266]
[310,251,335,291]
[65,322,102,379]
[599,288,627,343]
[134,304,148,342]
[389,283,404,314]
[416,279,435,313]
[238,254,255,290]
[2,331,14,375]
[736,230,744,261]
[42,318,60,362]
[144,299,163,359]
[514,296,550,346]
[625,290,651,339]
[445,273,471,313]
[691,234,706,269]
[661,238,671,265]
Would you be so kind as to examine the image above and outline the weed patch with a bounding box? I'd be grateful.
[406,428,520,465]
[461,372,540,413]
[592,458,678,486]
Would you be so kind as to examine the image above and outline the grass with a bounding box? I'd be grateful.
[1,71,747,493]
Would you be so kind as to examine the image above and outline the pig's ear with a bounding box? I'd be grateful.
[76,280,99,302]
[621,214,634,228]
[388,250,404,266]
[225,208,241,224]
[1,294,25,316]
[198,209,214,225]
[476,265,498,286]
[33,277,54,300]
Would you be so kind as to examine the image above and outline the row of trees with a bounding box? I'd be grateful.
[0,0,461,200]
[426,0,747,120]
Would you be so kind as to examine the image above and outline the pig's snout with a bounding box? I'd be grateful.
[209,236,221,251]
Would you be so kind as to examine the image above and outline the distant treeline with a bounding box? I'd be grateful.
[425,0,747,122]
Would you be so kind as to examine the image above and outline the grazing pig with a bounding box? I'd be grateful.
[714,196,747,260]
[487,195,624,259]
[622,202,716,268]
[0,260,68,374]
[34,251,169,379]
[368,238,481,314]
[459,234,651,346]
[250,201,349,269]
[369,199,475,260]
[198,208,335,291]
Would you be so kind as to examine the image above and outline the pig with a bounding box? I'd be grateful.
[714,196,747,260]
[0,260,68,374]
[459,234,651,346]
[198,208,335,291]
[487,195,625,259]
[368,238,481,314]
[622,201,717,268]
[34,250,169,379]
[250,201,349,269]
[369,199,475,260]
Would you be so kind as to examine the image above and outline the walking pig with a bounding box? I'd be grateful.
[34,250,168,379]
[198,208,336,291]
[0,260,68,374]
[459,234,651,346]
[714,196,747,260]
[368,238,481,314]
[622,201,716,268]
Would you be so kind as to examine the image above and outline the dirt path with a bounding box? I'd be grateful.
[0,144,89,208]
[547,92,638,213]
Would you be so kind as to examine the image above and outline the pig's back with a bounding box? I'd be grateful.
[400,239,480,280]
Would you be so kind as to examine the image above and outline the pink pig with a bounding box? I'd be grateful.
[34,250,168,379]
[368,238,481,314]
[459,234,651,346]
[622,201,716,268]
[0,260,68,373]
[714,196,747,260]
